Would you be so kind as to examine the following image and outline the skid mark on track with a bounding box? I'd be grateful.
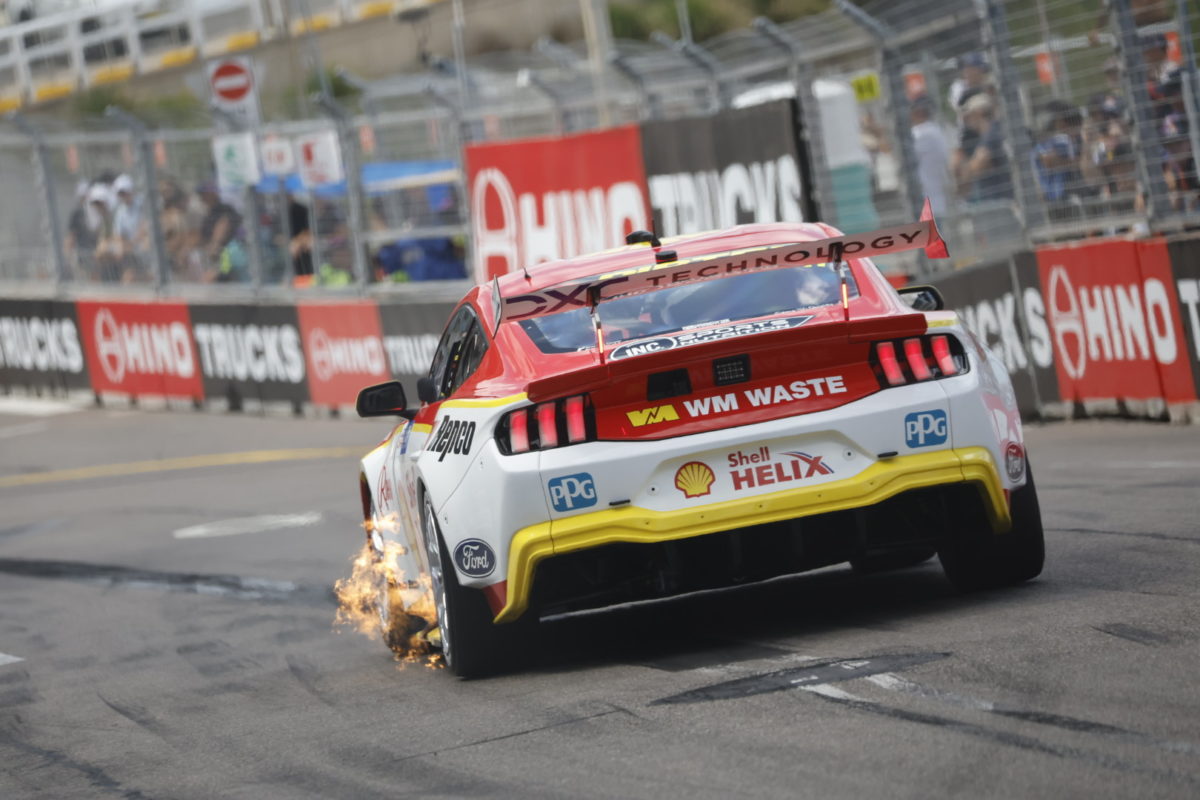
[0,557,334,605]
[1051,527,1199,545]
[650,652,949,705]
[867,672,1198,756]
[802,683,1200,787]
[396,708,623,763]
[1093,623,1173,646]
[286,655,336,707]
[0,731,152,799]
[96,693,172,743]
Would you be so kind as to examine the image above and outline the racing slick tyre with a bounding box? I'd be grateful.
[938,464,1045,592]
[421,492,530,678]
[366,503,429,653]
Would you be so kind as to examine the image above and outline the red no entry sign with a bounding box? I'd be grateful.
[211,61,253,103]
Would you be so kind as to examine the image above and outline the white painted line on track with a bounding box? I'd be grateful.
[0,397,88,416]
[0,421,48,439]
[796,684,863,700]
[0,652,23,667]
[867,672,995,711]
[173,511,323,540]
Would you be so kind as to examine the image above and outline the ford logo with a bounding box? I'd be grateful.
[452,539,496,579]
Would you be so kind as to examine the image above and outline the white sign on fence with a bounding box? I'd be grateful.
[259,135,295,176]
[212,132,261,191]
[294,130,344,188]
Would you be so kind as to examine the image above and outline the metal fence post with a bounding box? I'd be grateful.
[519,69,566,134]
[8,113,69,286]
[610,53,657,120]
[831,0,925,221]
[978,0,1046,235]
[104,106,170,290]
[212,106,266,290]
[1110,0,1172,225]
[652,31,726,112]
[752,18,834,224]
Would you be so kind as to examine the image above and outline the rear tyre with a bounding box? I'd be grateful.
[938,463,1045,591]
[422,493,529,678]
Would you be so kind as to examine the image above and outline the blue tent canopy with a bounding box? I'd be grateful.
[256,159,458,203]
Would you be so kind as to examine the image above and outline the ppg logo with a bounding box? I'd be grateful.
[548,473,597,512]
[905,409,948,448]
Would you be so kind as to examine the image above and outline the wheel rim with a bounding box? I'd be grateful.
[422,496,451,666]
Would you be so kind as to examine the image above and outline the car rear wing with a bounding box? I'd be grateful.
[496,200,948,324]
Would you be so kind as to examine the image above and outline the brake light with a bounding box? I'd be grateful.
[876,341,905,386]
[509,408,530,453]
[904,338,933,381]
[565,395,587,443]
[931,335,959,376]
[496,394,595,455]
[870,334,967,388]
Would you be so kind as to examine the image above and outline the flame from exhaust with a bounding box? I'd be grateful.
[333,515,443,669]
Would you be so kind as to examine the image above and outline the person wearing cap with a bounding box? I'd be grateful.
[111,174,147,281]
[955,92,1018,247]
[909,94,952,217]
[86,183,121,282]
[948,51,992,114]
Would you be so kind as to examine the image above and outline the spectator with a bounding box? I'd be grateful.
[909,94,952,216]
[158,177,195,279]
[1034,100,1085,219]
[955,92,1012,203]
[1142,33,1180,121]
[195,182,245,283]
[1161,111,1198,212]
[111,174,147,282]
[948,52,992,115]
[287,195,315,279]
[86,184,121,282]
[65,181,100,277]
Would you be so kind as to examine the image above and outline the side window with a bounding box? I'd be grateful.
[447,320,489,397]
[427,306,488,401]
[427,308,473,400]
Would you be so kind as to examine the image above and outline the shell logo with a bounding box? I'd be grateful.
[674,461,715,499]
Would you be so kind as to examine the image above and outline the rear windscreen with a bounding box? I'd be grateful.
[519,264,859,354]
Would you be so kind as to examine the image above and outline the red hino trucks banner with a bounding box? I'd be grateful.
[465,125,652,282]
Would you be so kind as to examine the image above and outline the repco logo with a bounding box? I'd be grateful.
[428,416,475,462]
[1047,265,1178,380]
[307,328,385,382]
[94,308,194,383]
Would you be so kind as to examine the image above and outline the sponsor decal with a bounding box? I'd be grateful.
[627,404,679,427]
[674,461,715,499]
[1036,240,1195,405]
[727,448,832,490]
[1005,442,1025,482]
[609,316,813,361]
[0,314,84,374]
[428,416,476,462]
[193,322,304,383]
[548,472,597,512]
[377,464,395,512]
[383,334,439,377]
[296,303,389,406]
[309,328,386,382]
[500,222,941,322]
[467,126,651,282]
[905,409,948,448]
[682,376,847,417]
[648,156,806,238]
[76,301,203,398]
[453,539,496,579]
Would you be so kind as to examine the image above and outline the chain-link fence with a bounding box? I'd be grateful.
[2,0,1198,292]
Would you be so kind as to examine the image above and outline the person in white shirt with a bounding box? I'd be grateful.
[909,94,952,216]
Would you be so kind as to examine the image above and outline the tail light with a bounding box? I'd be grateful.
[496,394,596,454]
[869,334,967,388]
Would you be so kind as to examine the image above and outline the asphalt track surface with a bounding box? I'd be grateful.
[0,401,1197,799]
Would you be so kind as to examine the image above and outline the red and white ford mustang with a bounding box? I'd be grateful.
[355,206,1043,677]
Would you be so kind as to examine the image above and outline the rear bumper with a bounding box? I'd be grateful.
[493,445,1008,622]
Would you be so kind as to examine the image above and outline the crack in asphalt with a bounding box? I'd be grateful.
[0,558,336,606]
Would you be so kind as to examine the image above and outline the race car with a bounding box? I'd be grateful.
[355,204,1043,677]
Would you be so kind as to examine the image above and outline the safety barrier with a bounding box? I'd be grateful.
[4,233,1200,423]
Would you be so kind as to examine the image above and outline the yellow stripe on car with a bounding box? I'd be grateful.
[440,393,527,409]
[492,446,1008,622]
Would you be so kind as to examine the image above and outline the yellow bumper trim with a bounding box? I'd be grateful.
[494,446,1008,622]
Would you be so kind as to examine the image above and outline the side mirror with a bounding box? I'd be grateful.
[356,381,412,418]
[416,376,438,405]
[898,284,945,311]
